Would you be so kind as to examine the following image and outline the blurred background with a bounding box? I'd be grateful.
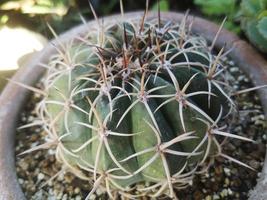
[0,0,266,91]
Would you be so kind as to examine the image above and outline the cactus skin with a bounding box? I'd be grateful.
[35,15,251,199]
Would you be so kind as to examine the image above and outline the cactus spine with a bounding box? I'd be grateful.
[33,11,254,199]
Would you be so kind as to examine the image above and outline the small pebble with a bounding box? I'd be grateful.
[224,178,230,186]
[38,173,45,181]
[223,167,231,176]
[18,178,24,184]
[74,187,80,194]
[75,196,82,200]
[249,160,260,169]
[228,188,233,195]
[213,194,220,200]
[205,195,212,200]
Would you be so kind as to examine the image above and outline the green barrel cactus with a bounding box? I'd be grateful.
[31,12,253,199]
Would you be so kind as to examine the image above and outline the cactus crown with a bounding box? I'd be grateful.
[28,9,255,199]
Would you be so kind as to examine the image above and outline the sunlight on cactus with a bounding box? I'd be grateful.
[17,2,258,199]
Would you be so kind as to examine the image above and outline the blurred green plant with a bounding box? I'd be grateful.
[194,0,267,53]
[100,0,117,15]
[0,0,74,15]
[194,0,240,33]
[238,0,267,53]
[151,0,170,11]
[0,0,87,38]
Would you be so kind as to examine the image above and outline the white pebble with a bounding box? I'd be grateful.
[228,188,233,195]
[62,194,68,200]
[74,187,80,194]
[75,196,82,200]
[18,178,24,184]
[38,173,45,180]
[205,195,212,200]
[88,194,96,200]
[221,189,228,197]
[96,188,102,195]
[224,167,231,176]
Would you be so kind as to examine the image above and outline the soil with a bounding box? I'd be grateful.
[15,61,266,200]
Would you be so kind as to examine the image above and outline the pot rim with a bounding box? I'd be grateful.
[0,11,266,200]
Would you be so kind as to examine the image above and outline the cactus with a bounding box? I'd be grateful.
[27,9,256,199]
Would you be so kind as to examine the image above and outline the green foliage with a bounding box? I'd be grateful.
[0,0,74,15]
[239,0,267,52]
[0,0,85,38]
[151,0,170,11]
[258,17,267,40]
[99,0,117,15]
[194,0,267,53]
[194,0,240,33]
[194,0,237,15]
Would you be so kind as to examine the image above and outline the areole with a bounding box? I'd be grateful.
[0,12,267,200]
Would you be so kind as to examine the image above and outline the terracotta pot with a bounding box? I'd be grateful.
[0,12,266,200]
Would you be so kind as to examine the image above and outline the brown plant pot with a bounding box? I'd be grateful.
[0,12,266,200]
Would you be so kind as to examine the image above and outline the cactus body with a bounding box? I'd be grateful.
[36,15,243,198]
